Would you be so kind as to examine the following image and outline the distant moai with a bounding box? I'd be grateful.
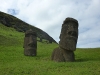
[51,17,79,62]
[23,29,37,56]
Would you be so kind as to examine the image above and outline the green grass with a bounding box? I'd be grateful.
[0,24,100,75]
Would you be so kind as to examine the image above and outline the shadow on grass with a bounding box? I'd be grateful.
[75,59,88,62]
[75,58,100,62]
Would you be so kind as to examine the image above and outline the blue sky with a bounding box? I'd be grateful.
[0,0,100,48]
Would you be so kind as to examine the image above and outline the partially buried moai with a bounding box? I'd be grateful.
[23,29,37,56]
[51,17,79,62]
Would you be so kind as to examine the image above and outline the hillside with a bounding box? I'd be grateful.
[0,23,100,75]
[0,11,57,43]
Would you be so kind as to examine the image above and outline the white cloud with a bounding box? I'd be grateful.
[0,0,100,48]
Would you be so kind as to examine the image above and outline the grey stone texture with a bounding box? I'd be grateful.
[51,17,79,62]
[24,29,37,56]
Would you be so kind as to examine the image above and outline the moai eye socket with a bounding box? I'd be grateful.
[68,31,77,37]
[25,34,30,37]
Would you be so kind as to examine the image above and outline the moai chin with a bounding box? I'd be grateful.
[51,17,79,62]
[23,29,37,56]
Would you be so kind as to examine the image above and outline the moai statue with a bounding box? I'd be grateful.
[51,17,78,62]
[23,29,37,56]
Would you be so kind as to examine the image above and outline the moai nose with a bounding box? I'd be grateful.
[28,36,34,46]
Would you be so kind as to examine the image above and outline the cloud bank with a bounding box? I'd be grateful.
[0,0,100,48]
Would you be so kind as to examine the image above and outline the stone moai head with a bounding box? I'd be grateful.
[24,29,37,56]
[59,17,78,51]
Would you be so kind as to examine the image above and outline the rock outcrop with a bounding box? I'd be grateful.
[0,11,57,43]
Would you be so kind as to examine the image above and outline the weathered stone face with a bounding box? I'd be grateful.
[59,18,78,51]
[51,17,79,62]
[24,29,37,56]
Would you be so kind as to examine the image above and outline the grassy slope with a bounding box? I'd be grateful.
[0,24,100,75]
[0,11,57,43]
